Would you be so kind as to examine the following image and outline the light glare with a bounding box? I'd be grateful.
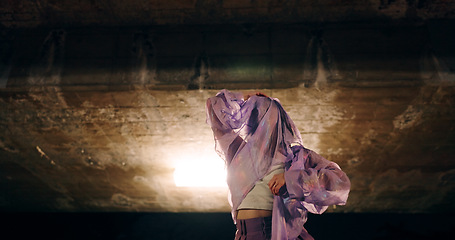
[174,158,227,187]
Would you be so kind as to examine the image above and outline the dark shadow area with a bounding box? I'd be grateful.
[5,20,454,90]
[2,212,454,240]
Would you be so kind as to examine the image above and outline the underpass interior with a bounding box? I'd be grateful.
[1,1,455,239]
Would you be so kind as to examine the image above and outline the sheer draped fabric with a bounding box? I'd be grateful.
[206,89,350,240]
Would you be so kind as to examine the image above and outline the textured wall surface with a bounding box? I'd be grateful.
[2,84,455,213]
[1,1,455,213]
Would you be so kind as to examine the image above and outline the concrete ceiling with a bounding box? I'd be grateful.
[1,0,454,28]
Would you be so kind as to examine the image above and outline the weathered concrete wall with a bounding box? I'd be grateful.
[1,21,454,213]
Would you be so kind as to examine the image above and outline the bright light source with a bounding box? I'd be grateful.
[174,157,227,187]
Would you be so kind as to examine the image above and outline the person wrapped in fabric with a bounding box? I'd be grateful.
[206,89,351,240]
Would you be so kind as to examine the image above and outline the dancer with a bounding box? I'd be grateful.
[206,89,350,240]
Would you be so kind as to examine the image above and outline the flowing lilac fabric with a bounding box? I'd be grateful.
[206,89,351,240]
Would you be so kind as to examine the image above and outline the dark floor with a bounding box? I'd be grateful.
[2,212,454,240]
